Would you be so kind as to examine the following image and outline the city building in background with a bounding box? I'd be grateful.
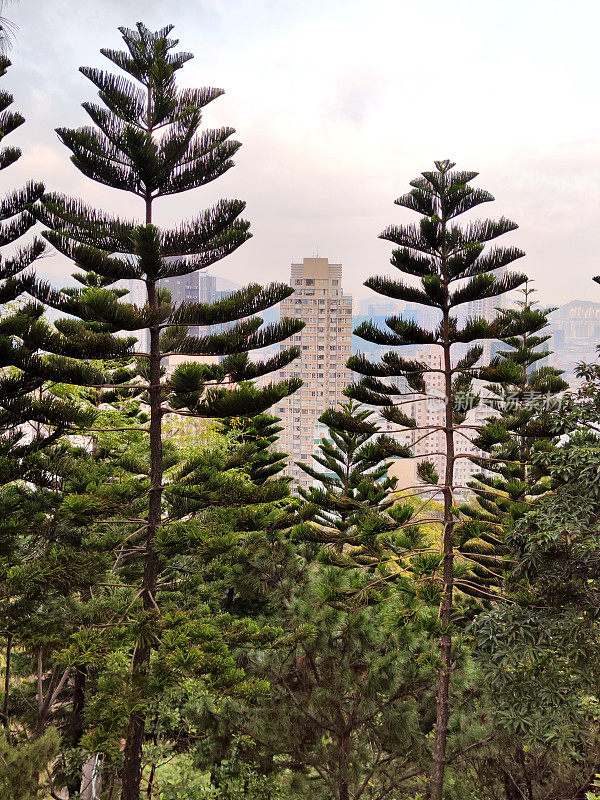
[118,271,218,368]
[114,261,598,496]
[388,345,490,497]
[275,257,353,490]
[198,273,217,304]
[357,297,401,316]
[548,300,600,383]
[117,277,151,353]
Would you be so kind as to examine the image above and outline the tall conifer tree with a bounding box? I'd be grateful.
[348,160,529,799]
[1,52,126,485]
[0,56,85,482]
[219,411,289,486]
[0,53,42,466]
[32,23,302,799]
[0,1,15,55]
[457,282,568,593]
[298,401,420,569]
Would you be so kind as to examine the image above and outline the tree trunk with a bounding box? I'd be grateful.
[120,156,163,798]
[66,664,87,796]
[429,278,455,799]
[517,746,533,800]
[338,730,351,800]
[120,278,162,799]
[503,771,522,800]
[1,633,11,738]
[80,753,103,799]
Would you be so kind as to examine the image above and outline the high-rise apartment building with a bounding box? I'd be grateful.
[161,271,200,308]
[198,273,217,304]
[117,271,218,352]
[398,346,492,496]
[116,271,220,377]
[460,265,510,364]
[116,277,151,353]
[275,257,353,490]
[408,346,446,476]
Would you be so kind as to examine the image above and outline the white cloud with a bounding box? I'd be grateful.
[4,0,600,305]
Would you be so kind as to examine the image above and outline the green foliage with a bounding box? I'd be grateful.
[0,57,90,480]
[201,567,437,800]
[146,746,292,800]
[0,393,309,793]
[349,159,528,415]
[348,162,536,601]
[297,400,418,570]
[588,776,600,800]
[465,604,600,800]
[456,358,600,799]
[218,411,289,485]
[458,282,568,588]
[0,728,59,800]
[30,23,301,409]
[19,22,304,798]
[474,607,599,747]
[2,35,599,800]
[349,160,538,799]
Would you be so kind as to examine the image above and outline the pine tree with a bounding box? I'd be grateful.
[74,408,308,797]
[457,281,568,595]
[0,728,59,800]
[0,393,152,795]
[504,355,600,615]
[163,408,312,623]
[297,400,423,572]
[207,552,437,800]
[0,51,43,455]
[0,63,105,760]
[466,356,600,800]
[30,23,302,798]
[348,160,530,799]
[0,390,300,796]
[0,1,15,56]
[0,56,94,484]
[218,409,289,486]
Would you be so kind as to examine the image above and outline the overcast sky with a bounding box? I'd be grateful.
[3,0,599,307]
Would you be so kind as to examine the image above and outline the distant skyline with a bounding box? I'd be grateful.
[4,0,600,306]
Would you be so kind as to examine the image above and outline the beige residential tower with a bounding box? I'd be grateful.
[275,257,353,490]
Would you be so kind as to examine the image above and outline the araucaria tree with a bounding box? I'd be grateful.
[298,401,418,568]
[348,160,529,799]
[0,55,87,482]
[32,23,302,800]
[458,281,568,590]
[0,53,43,473]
